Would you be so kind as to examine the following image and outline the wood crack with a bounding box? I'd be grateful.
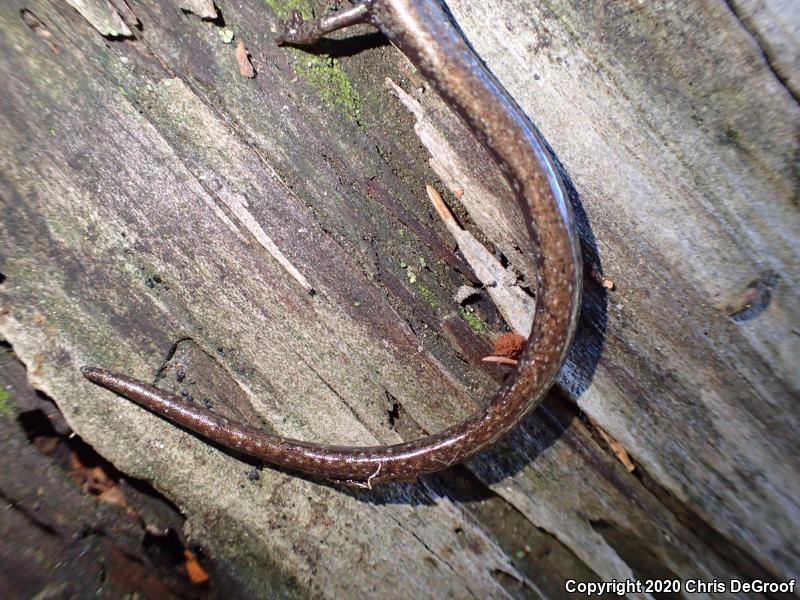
[721,0,799,103]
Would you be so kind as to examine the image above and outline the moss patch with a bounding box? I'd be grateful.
[417,283,438,310]
[219,28,234,44]
[266,0,361,121]
[459,306,486,333]
[264,0,313,20]
[294,55,362,123]
[0,387,12,417]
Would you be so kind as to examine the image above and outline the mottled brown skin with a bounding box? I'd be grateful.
[82,0,582,486]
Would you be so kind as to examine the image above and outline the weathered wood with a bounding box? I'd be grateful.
[0,0,797,598]
[443,0,800,581]
[0,345,218,598]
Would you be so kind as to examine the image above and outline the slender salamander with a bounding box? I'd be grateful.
[82,0,582,486]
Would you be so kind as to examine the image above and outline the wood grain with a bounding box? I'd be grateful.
[1,0,797,597]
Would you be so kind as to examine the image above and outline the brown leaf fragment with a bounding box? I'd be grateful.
[236,41,256,78]
[590,265,615,290]
[596,427,636,472]
[494,332,526,359]
[68,451,128,504]
[98,484,127,507]
[184,550,210,584]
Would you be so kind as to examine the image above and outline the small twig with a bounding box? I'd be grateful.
[481,356,518,366]
[426,184,456,224]
[425,186,535,336]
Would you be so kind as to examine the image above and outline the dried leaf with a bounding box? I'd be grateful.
[236,41,255,78]
[184,550,210,584]
[597,427,636,472]
[97,485,127,507]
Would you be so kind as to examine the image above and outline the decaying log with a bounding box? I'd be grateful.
[1,0,797,597]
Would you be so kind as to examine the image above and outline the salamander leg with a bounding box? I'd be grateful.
[276,4,372,46]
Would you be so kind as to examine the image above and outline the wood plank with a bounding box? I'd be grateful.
[1,0,797,596]
[444,0,799,581]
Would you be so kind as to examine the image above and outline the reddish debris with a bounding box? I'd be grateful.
[493,332,526,360]
[236,41,255,78]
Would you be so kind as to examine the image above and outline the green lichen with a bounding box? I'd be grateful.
[402,261,438,309]
[264,0,313,20]
[0,387,11,417]
[293,54,362,123]
[417,284,438,310]
[265,0,361,120]
[219,28,234,44]
[459,306,486,333]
